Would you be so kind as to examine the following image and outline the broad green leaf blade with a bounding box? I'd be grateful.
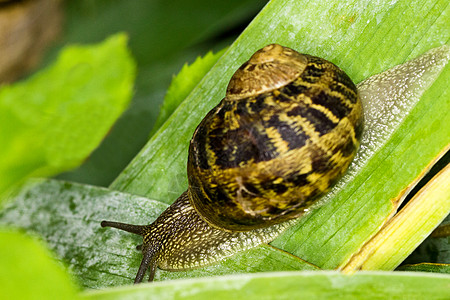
[398,263,450,274]
[1,179,166,289]
[0,228,79,300]
[149,48,227,136]
[0,179,316,289]
[0,33,135,200]
[82,271,450,300]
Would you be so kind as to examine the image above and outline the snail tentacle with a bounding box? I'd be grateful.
[100,220,147,235]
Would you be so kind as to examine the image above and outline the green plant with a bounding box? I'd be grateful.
[0,0,448,299]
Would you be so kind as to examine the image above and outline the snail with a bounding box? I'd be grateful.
[101,44,363,283]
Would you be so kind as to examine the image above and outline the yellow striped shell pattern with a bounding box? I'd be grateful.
[189,44,363,231]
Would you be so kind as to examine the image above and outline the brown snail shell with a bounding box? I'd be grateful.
[188,44,363,231]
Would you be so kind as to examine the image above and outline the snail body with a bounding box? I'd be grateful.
[101,44,363,283]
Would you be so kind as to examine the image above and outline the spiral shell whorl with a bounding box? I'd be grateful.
[226,44,308,101]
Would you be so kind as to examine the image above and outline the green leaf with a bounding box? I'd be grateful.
[149,48,227,136]
[0,179,316,289]
[2,0,450,293]
[0,228,79,300]
[82,271,450,300]
[398,263,450,274]
[0,33,135,200]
